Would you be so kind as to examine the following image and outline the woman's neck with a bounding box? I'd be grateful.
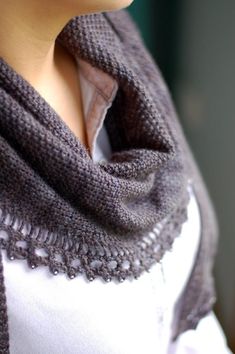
[0,2,75,86]
[0,2,92,157]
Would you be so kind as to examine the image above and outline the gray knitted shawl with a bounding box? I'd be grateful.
[0,9,218,352]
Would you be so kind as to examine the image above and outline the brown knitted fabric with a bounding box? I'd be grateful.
[0,9,218,351]
[0,250,9,353]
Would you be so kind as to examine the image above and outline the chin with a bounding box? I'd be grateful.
[105,0,135,11]
[75,0,135,15]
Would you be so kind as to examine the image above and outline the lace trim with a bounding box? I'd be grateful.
[0,186,190,284]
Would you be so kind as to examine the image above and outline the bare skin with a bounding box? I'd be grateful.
[0,0,134,156]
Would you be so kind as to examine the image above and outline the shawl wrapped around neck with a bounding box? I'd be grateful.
[0,9,218,352]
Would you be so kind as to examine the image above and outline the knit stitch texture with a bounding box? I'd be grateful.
[0,9,218,352]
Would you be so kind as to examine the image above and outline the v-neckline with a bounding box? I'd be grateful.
[0,11,175,163]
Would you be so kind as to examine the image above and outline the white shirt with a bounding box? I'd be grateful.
[0,57,232,354]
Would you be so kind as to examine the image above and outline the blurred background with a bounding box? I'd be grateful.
[127,0,235,349]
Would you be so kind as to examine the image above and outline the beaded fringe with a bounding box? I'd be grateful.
[0,188,189,284]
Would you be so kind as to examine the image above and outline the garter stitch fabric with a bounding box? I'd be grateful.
[0,9,218,352]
